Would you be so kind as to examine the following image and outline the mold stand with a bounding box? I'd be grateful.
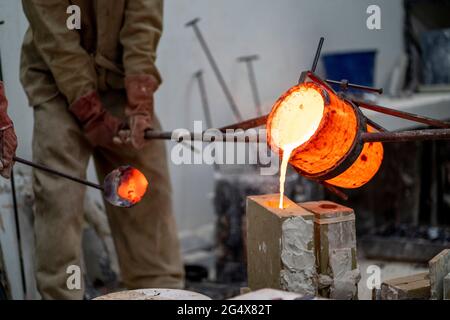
[246,194,316,296]
[300,201,360,299]
[246,195,361,299]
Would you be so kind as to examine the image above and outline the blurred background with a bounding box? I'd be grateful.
[0,0,449,300]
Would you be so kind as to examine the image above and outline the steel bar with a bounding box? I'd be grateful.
[186,18,243,121]
[307,69,383,94]
[361,129,450,143]
[10,169,27,297]
[13,156,103,190]
[145,129,266,143]
[311,37,324,73]
[326,79,383,94]
[194,70,219,170]
[354,100,450,129]
[238,55,263,116]
[194,70,213,128]
[218,114,268,132]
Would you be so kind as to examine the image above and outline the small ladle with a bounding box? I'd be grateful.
[13,156,148,208]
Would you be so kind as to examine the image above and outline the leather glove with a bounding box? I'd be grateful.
[69,91,123,149]
[123,75,158,149]
[0,82,18,179]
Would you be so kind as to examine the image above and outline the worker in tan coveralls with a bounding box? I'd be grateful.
[20,0,184,299]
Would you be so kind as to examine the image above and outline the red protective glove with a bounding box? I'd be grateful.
[123,75,158,149]
[69,91,123,149]
[0,82,18,179]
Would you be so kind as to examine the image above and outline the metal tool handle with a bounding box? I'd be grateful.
[144,129,265,143]
[13,156,103,190]
[361,129,450,143]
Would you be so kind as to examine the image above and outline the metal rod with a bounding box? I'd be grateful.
[354,100,450,129]
[145,129,265,143]
[326,79,383,94]
[10,169,27,297]
[218,114,268,132]
[13,156,103,191]
[194,70,219,170]
[361,128,450,143]
[311,37,324,73]
[144,131,173,140]
[186,18,243,121]
[194,70,213,128]
[143,113,268,141]
[238,55,263,116]
[145,127,450,144]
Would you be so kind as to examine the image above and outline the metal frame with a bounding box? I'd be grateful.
[142,37,450,199]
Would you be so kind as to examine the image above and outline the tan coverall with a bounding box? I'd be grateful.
[20,0,184,299]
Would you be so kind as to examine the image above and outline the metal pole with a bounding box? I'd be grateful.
[311,37,324,72]
[305,65,384,94]
[361,128,450,143]
[13,156,103,191]
[144,127,450,144]
[238,55,263,116]
[326,79,383,94]
[218,114,268,132]
[194,70,220,170]
[354,100,450,129]
[10,169,27,298]
[186,18,243,121]
[194,70,213,128]
[145,129,265,143]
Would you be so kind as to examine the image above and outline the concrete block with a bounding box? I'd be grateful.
[444,273,450,300]
[300,201,359,300]
[429,249,450,300]
[380,272,430,300]
[246,194,316,296]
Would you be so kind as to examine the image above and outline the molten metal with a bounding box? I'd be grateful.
[104,166,148,208]
[267,84,325,208]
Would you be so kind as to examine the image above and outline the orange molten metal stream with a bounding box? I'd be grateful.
[267,82,384,207]
[117,168,149,205]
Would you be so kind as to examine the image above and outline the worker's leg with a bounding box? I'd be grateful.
[32,95,92,299]
[93,90,184,289]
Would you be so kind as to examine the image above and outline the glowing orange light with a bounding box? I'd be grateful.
[326,125,383,188]
[117,168,148,205]
[267,81,384,205]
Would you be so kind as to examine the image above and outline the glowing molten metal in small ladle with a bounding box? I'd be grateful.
[103,165,148,208]
[13,157,148,208]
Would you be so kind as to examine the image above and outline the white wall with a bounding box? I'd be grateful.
[0,0,404,233]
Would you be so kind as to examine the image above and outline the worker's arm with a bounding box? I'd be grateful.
[22,0,97,105]
[118,0,163,149]
[120,0,163,83]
